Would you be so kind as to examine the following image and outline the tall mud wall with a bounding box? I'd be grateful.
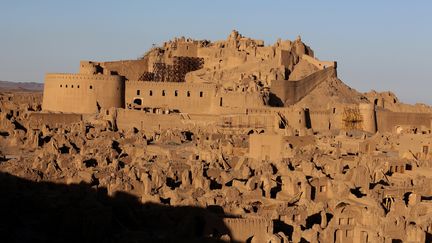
[270,67,337,106]
[42,74,124,114]
[376,109,432,132]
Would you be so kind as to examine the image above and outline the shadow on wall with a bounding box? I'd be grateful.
[0,172,235,243]
[268,92,284,107]
[304,108,312,129]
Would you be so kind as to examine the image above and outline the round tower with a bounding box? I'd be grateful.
[359,103,377,133]
[43,73,124,114]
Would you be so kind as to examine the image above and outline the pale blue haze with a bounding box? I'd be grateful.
[0,1,431,104]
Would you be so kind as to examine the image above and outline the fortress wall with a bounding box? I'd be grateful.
[43,74,96,114]
[246,107,307,130]
[281,108,307,130]
[307,104,376,132]
[42,74,124,114]
[218,92,265,110]
[301,54,336,69]
[98,59,149,80]
[91,75,124,111]
[359,103,377,133]
[308,110,332,131]
[220,114,276,130]
[116,109,185,131]
[376,109,432,133]
[126,81,217,114]
[215,106,248,115]
[243,104,376,133]
[270,67,337,106]
[184,114,220,127]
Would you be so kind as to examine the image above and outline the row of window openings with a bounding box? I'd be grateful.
[137,90,203,97]
[59,84,93,89]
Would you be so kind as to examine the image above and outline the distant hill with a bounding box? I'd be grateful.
[0,81,43,91]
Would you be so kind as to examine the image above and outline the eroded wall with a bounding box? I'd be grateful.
[249,133,283,161]
[223,217,272,242]
[116,109,186,131]
[27,112,83,129]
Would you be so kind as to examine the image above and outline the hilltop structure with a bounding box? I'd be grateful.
[42,31,431,135]
[2,31,432,242]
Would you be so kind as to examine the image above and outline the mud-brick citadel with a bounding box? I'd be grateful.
[42,30,432,135]
[4,30,432,242]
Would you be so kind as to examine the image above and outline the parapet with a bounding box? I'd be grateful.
[46,73,123,82]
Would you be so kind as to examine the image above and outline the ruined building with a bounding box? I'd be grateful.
[41,30,431,135]
[2,31,432,242]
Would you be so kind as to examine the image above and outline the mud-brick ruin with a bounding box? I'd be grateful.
[2,30,432,242]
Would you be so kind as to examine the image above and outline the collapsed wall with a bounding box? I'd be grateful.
[27,112,82,129]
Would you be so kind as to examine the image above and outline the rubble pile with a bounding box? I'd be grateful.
[1,90,432,242]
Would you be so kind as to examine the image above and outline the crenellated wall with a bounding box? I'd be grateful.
[42,73,124,114]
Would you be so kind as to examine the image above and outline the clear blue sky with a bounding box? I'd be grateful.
[0,1,431,104]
